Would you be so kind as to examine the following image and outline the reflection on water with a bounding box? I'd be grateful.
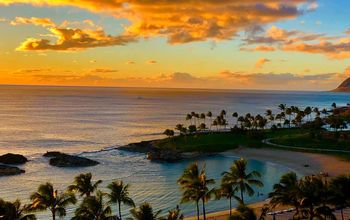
[0,85,348,219]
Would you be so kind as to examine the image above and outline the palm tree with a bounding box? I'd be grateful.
[175,124,184,135]
[30,182,76,220]
[166,206,183,220]
[278,104,286,112]
[68,173,102,197]
[186,114,192,126]
[217,183,239,217]
[177,163,215,220]
[298,176,334,220]
[107,180,135,220]
[0,199,36,220]
[331,102,337,109]
[329,175,350,220]
[200,113,206,124]
[232,112,238,126]
[128,203,162,220]
[222,158,263,204]
[206,112,213,130]
[73,190,116,220]
[269,172,302,219]
[163,129,175,139]
[220,110,227,119]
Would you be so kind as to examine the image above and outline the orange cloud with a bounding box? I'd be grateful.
[126,60,135,64]
[241,45,276,52]
[16,27,137,51]
[1,0,312,45]
[90,68,119,73]
[255,58,270,69]
[146,60,157,64]
[10,17,55,27]
[242,25,350,59]
[283,39,350,59]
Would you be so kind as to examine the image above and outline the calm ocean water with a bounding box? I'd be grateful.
[0,85,349,219]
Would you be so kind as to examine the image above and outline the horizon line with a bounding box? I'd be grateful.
[0,83,333,93]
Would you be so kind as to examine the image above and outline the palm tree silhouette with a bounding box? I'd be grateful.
[128,203,162,220]
[269,172,302,219]
[178,163,215,220]
[186,114,192,126]
[107,180,135,220]
[206,112,213,130]
[30,182,76,220]
[72,190,116,220]
[222,158,263,204]
[163,129,175,139]
[166,206,184,220]
[217,183,239,217]
[232,112,238,126]
[329,175,350,220]
[68,173,102,197]
[0,199,36,220]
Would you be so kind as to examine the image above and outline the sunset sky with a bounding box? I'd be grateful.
[1,0,350,90]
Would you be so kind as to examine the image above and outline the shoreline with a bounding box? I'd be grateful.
[185,147,350,220]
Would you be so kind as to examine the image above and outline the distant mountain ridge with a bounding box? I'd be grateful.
[333,78,350,92]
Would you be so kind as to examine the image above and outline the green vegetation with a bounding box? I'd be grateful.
[158,103,350,160]
[271,133,350,151]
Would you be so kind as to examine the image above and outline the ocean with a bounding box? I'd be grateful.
[0,85,349,219]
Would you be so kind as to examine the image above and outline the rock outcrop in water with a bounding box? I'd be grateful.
[44,151,99,167]
[0,164,25,176]
[0,153,28,165]
[333,78,350,92]
[118,141,182,162]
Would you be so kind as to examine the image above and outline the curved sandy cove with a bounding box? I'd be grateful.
[185,148,350,220]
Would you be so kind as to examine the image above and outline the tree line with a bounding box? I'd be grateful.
[163,103,349,138]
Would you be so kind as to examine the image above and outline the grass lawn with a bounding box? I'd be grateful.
[154,132,258,152]
[154,128,304,152]
[154,128,350,161]
[271,133,350,151]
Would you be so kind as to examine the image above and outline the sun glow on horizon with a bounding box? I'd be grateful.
[1,0,350,90]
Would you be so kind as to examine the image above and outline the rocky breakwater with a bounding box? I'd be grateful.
[43,151,99,167]
[118,140,183,162]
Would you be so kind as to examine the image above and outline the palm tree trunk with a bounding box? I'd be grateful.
[202,198,206,220]
[52,210,56,220]
[240,189,244,205]
[196,202,200,220]
[341,209,344,220]
[229,196,232,217]
[118,201,122,220]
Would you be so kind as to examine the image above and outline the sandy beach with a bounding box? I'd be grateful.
[225,147,350,177]
[185,147,350,220]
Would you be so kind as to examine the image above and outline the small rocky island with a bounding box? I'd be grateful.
[0,165,25,176]
[0,153,28,164]
[43,151,99,167]
[0,153,28,176]
[118,140,210,162]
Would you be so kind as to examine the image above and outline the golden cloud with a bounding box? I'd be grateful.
[255,58,270,69]
[10,16,55,27]
[16,27,137,51]
[1,0,312,45]
[146,60,157,64]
